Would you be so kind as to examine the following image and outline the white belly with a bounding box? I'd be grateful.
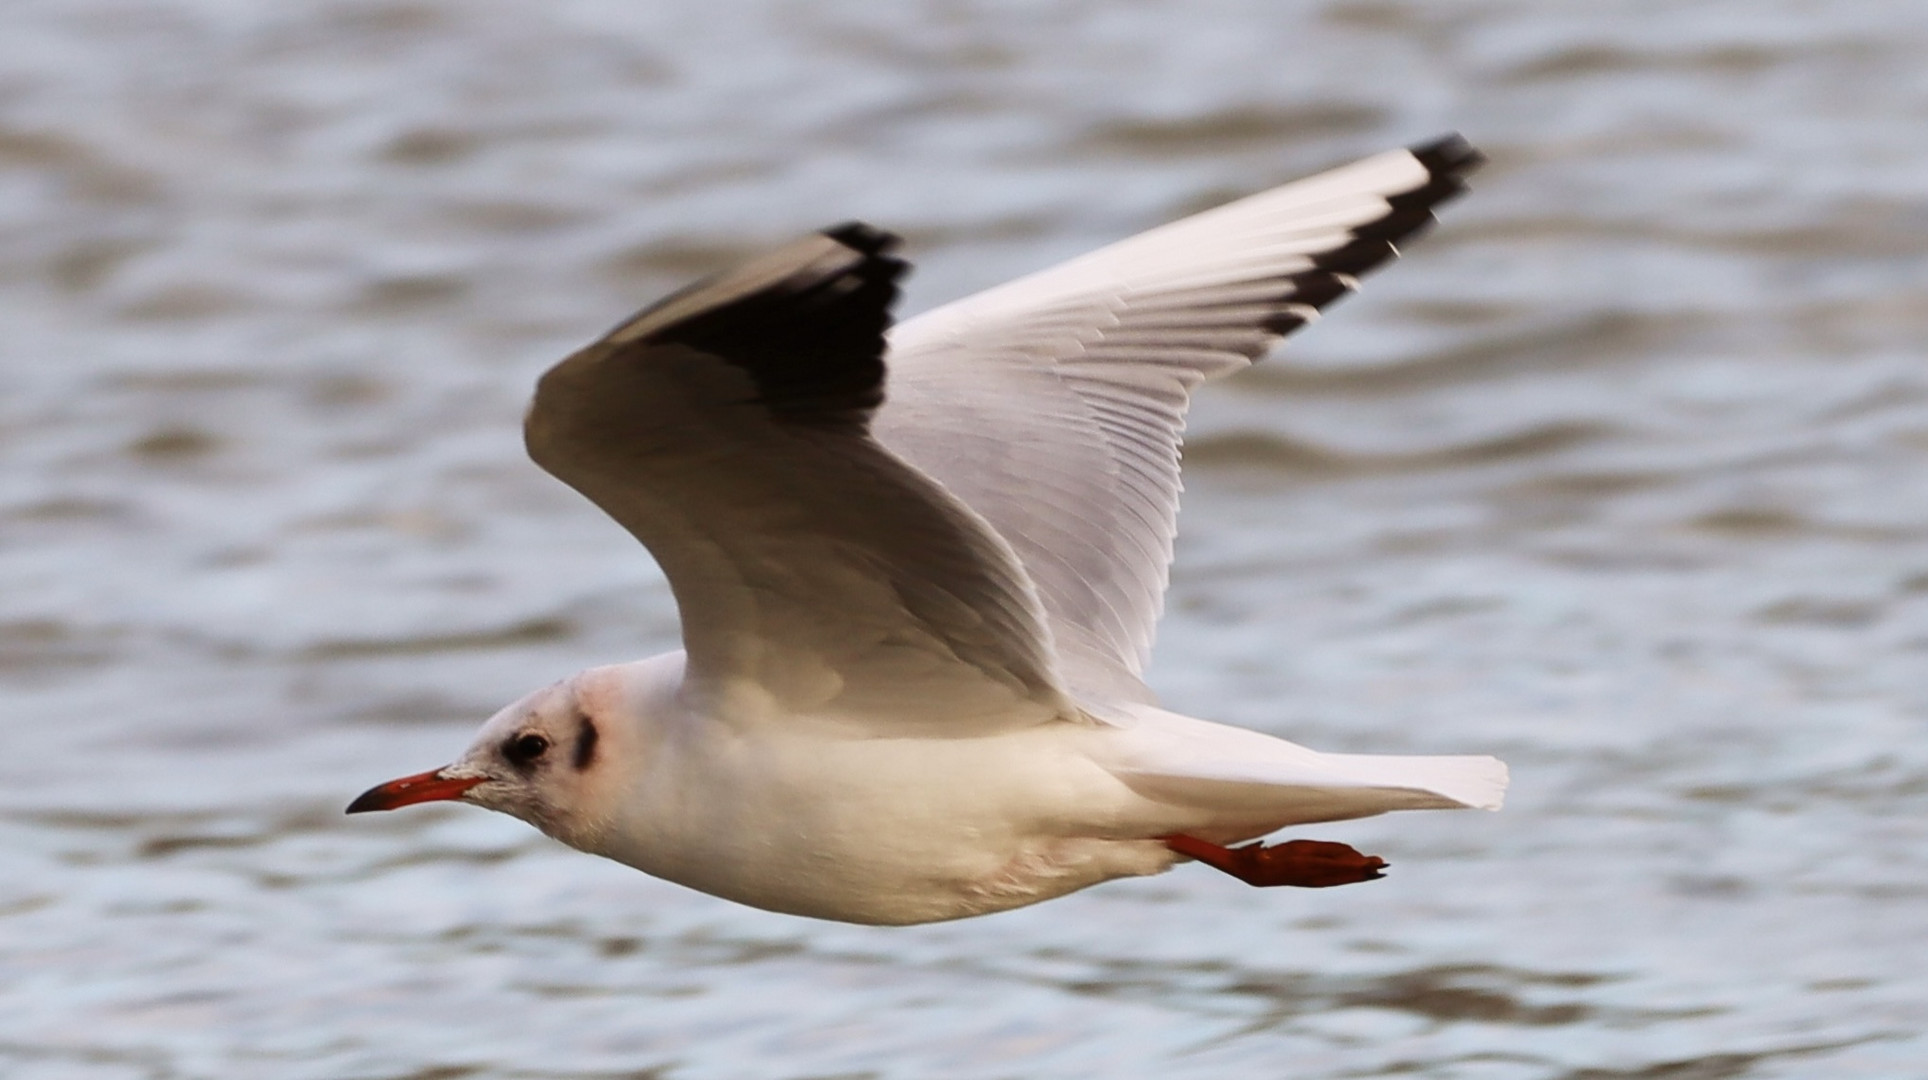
[588,721,1183,924]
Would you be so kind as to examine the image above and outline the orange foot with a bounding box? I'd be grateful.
[1163,834,1387,887]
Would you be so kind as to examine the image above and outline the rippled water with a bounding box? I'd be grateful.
[7,1,1928,1077]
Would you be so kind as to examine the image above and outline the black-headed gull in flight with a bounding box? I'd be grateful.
[350,135,1506,925]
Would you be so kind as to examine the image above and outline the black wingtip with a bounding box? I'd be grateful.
[821,221,902,257]
[1410,133,1487,179]
[1315,236,1398,277]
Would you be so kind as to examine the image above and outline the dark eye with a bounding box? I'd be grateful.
[505,732,550,766]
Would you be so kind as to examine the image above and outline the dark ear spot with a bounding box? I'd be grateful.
[573,713,599,771]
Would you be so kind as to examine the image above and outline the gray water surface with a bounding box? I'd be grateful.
[6,2,1928,1077]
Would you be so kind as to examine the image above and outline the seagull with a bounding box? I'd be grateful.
[349,135,1507,926]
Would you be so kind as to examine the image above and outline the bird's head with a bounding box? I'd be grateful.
[346,661,664,850]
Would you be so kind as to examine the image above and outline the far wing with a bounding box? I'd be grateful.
[525,225,1074,731]
[876,136,1484,704]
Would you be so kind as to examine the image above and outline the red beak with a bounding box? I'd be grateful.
[345,768,486,814]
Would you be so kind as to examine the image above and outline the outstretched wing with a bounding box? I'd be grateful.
[525,225,1074,731]
[876,136,1485,704]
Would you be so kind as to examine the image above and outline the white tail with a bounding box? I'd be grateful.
[1317,752,1509,811]
[1099,705,1510,826]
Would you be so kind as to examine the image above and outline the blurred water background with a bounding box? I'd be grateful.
[5,1,1928,1077]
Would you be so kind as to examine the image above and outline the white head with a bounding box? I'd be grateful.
[347,659,670,852]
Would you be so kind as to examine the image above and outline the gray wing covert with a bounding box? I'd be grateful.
[526,225,1072,729]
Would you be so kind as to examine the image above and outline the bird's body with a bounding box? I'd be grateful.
[457,656,1500,925]
[351,136,1508,925]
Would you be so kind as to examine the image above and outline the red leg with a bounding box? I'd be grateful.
[1163,834,1387,887]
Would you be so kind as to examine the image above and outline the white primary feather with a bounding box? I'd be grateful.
[878,136,1483,705]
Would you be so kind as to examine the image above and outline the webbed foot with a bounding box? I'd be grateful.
[1163,834,1387,887]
